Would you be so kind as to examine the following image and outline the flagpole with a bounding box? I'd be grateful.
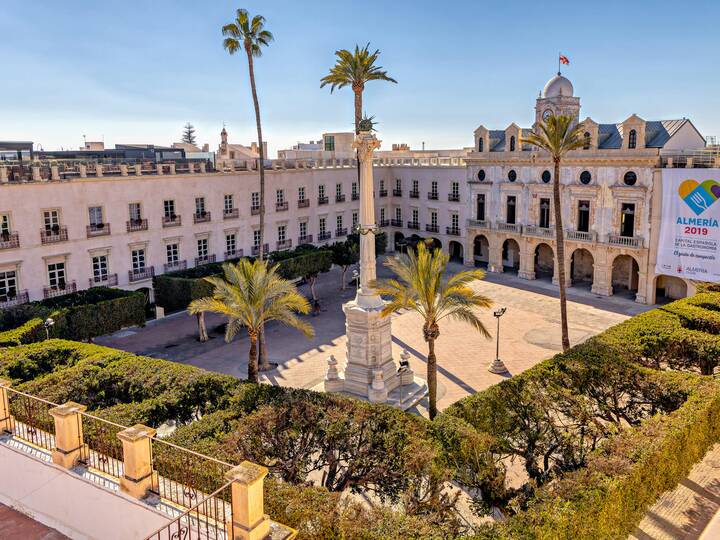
[558,51,561,75]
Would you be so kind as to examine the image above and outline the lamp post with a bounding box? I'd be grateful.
[43,317,55,340]
[488,307,508,374]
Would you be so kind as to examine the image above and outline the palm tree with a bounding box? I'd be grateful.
[320,43,397,133]
[222,9,274,369]
[371,243,493,419]
[523,114,585,351]
[188,259,314,383]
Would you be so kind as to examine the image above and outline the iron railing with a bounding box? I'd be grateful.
[129,266,155,282]
[40,226,68,244]
[297,199,310,208]
[162,215,182,228]
[297,235,312,244]
[126,219,148,232]
[223,208,239,220]
[5,388,55,451]
[164,260,188,273]
[0,289,29,309]
[193,212,211,224]
[80,413,125,479]
[0,232,20,250]
[275,201,289,212]
[43,281,77,299]
[86,223,110,237]
[89,273,118,287]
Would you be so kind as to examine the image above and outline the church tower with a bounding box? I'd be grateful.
[534,72,580,126]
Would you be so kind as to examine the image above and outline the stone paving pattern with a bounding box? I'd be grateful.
[0,503,68,540]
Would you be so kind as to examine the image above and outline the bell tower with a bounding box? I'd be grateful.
[534,73,580,126]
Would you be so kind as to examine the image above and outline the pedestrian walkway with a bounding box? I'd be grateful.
[0,503,68,540]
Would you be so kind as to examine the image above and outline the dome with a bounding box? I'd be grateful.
[542,73,574,98]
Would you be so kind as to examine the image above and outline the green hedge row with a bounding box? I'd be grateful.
[0,288,146,346]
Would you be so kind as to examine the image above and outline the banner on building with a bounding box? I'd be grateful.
[656,168,720,282]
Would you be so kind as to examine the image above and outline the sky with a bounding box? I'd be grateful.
[2,0,718,156]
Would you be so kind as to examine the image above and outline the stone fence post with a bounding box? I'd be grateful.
[226,461,272,540]
[48,401,87,468]
[0,379,11,432]
[118,424,157,499]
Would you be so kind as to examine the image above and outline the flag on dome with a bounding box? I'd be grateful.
[559,54,570,65]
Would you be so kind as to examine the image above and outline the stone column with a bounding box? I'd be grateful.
[635,270,648,304]
[0,167,7,183]
[135,163,143,176]
[79,164,87,178]
[32,166,41,181]
[50,165,60,181]
[225,461,271,540]
[157,164,164,175]
[118,424,157,499]
[95,164,103,177]
[518,242,535,280]
[199,161,206,173]
[591,257,612,297]
[168,163,176,175]
[187,162,195,174]
[0,379,11,432]
[551,255,571,287]
[119,164,128,176]
[487,237,504,273]
[48,402,87,469]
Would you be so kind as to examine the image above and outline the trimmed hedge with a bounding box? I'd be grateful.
[0,287,146,346]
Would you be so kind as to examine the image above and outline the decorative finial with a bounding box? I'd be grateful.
[358,114,377,133]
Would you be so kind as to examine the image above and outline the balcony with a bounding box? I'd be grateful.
[164,260,187,273]
[276,239,293,250]
[428,192,438,200]
[390,219,403,227]
[297,199,310,208]
[298,234,313,244]
[409,190,420,199]
[275,201,289,212]
[566,230,597,243]
[393,189,403,197]
[448,194,461,202]
[524,225,554,239]
[496,222,522,233]
[126,219,148,232]
[0,289,29,309]
[446,226,461,236]
[0,231,20,250]
[89,273,118,287]
[318,196,329,205]
[351,193,359,201]
[251,205,262,216]
[379,189,388,198]
[40,226,68,244]
[129,266,154,282]
[407,221,420,230]
[195,254,217,266]
[426,224,439,233]
[193,211,211,224]
[336,194,346,203]
[335,228,348,238]
[162,215,181,228]
[223,208,239,220]
[379,219,390,227]
[467,219,489,229]
[86,223,110,238]
[318,231,332,241]
[43,281,77,299]
[608,234,643,248]
[251,243,270,256]
[224,249,243,260]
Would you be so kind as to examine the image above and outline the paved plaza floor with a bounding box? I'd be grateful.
[97,259,652,413]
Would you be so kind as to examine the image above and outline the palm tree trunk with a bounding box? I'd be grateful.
[259,327,271,371]
[427,337,438,420]
[353,88,362,189]
[310,277,317,301]
[248,333,259,383]
[553,159,570,351]
[196,312,208,342]
[341,266,347,290]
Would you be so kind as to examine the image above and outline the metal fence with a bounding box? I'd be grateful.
[6,388,55,451]
[80,413,126,478]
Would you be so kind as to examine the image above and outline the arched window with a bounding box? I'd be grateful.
[477,169,486,182]
[623,171,637,186]
[510,136,516,152]
[579,170,592,185]
[508,169,517,182]
[628,129,637,149]
[541,170,551,183]
[478,138,484,152]
[583,132,591,150]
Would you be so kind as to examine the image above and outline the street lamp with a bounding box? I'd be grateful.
[488,307,509,374]
[397,349,411,406]
[43,317,55,340]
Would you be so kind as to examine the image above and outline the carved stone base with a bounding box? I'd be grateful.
[487,263,504,273]
[518,270,535,280]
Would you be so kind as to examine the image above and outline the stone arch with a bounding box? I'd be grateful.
[533,243,554,280]
[611,254,639,297]
[449,241,464,264]
[394,231,406,253]
[502,238,520,274]
[426,237,442,251]
[655,275,688,303]
[570,248,594,288]
[473,235,490,268]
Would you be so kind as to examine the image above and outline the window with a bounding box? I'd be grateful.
[623,171,637,186]
[319,217,327,234]
[478,138,484,152]
[451,214,459,229]
[476,194,486,221]
[395,178,401,191]
[628,129,637,149]
[318,185,325,198]
[131,249,146,272]
[195,197,206,216]
[507,170,517,182]
[431,181,438,196]
[278,225,286,242]
[541,170,551,183]
[620,203,635,237]
[163,200,175,218]
[88,206,103,226]
[298,186,306,201]
[166,243,179,264]
[451,181,459,198]
[395,207,402,221]
[251,192,260,209]
[336,183,343,198]
[379,180,385,192]
[352,211,358,228]
[43,210,60,232]
[336,215,343,230]
[197,238,208,259]
[539,198,550,228]
[224,194,234,212]
[226,233,236,254]
[510,136,516,152]
[47,262,66,289]
[129,203,142,221]
[579,170,592,185]
[380,208,385,222]
[506,196,516,224]
[253,230,261,247]
[477,169,486,182]
[412,208,419,224]
[92,255,108,282]
[583,132,591,150]
[324,135,335,152]
[0,270,18,302]
[430,211,438,228]
[578,201,590,232]
[276,189,285,204]
[412,179,419,192]
[299,222,307,238]
[352,182,358,197]
[1,214,11,235]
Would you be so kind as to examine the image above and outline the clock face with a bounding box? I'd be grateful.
[542,109,553,121]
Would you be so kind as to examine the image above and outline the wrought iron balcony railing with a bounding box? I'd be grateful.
[86,223,110,237]
[129,266,154,282]
[126,219,148,232]
[43,281,77,299]
[275,201,289,212]
[448,194,460,202]
[426,224,439,233]
[428,192,438,200]
[318,196,329,205]
[318,231,332,241]
[446,226,461,236]
[393,189,402,197]
[162,215,182,228]
[407,221,420,230]
[193,211,211,224]
[336,194,346,203]
[298,234,313,244]
[223,208,239,220]
[195,254,217,266]
[0,289,29,309]
[40,226,68,244]
[164,260,187,273]
[390,219,403,227]
[0,231,20,250]
[409,190,420,199]
[297,199,310,208]
[89,273,118,287]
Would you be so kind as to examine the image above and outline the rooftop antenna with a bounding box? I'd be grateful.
[422,141,425,151]
[83,134,87,148]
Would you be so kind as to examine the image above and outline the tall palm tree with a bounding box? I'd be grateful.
[222,9,274,369]
[371,243,493,419]
[188,260,314,383]
[320,43,397,133]
[523,114,585,351]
